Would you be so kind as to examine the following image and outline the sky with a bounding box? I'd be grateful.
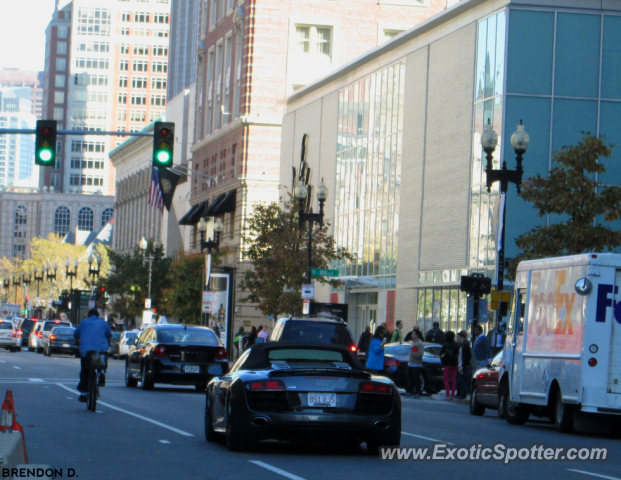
[0,1,57,72]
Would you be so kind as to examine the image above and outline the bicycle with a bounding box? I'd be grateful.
[85,350,107,412]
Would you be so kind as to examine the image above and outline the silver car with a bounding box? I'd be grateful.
[0,320,19,352]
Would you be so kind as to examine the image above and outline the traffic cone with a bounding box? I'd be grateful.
[0,390,15,432]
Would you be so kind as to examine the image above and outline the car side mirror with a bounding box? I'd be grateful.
[208,364,223,376]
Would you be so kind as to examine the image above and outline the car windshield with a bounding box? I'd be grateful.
[279,321,353,346]
[52,327,75,335]
[157,327,219,345]
[0,323,12,330]
[265,349,350,368]
[20,320,36,330]
[44,322,70,331]
[385,344,410,356]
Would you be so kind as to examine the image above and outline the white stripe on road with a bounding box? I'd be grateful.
[568,470,621,480]
[55,383,194,437]
[159,440,170,444]
[402,432,454,445]
[12,366,20,369]
[29,378,44,382]
[249,461,307,480]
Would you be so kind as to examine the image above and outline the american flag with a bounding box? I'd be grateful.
[148,166,164,213]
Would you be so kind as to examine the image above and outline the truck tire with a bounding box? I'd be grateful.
[553,391,574,433]
[501,385,529,425]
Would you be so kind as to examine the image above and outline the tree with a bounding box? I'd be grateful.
[160,250,205,324]
[507,133,621,278]
[239,197,354,318]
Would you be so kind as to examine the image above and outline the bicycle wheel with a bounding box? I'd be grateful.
[87,370,97,412]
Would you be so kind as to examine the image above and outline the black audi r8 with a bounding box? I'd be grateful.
[204,342,401,454]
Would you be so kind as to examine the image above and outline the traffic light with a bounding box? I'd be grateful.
[152,122,174,167]
[35,120,57,167]
[460,275,492,295]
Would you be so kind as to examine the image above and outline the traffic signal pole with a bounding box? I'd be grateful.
[0,128,154,137]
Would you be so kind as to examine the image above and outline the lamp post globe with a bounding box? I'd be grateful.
[214,217,224,234]
[511,120,530,153]
[481,119,499,152]
[316,178,329,202]
[295,183,308,201]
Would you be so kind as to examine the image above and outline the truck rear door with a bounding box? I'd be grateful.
[509,289,527,401]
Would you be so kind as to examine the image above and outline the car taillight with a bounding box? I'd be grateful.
[12,330,17,337]
[350,345,357,352]
[153,345,166,357]
[39,333,43,338]
[385,358,398,367]
[245,380,285,391]
[215,348,227,360]
[359,382,392,394]
[49,335,56,341]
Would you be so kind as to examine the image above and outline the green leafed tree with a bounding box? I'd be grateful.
[160,250,206,324]
[507,133,621,278]
[239,197,354,318]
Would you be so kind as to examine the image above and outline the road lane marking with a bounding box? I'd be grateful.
[568,470,621,480]
[159,440,170,444]
[12,366,20,370]
[249,461,307,480]
[402,432,454,445]
[55,383,194,437]
[29,378,44,382]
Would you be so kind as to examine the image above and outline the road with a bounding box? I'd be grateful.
[1,349,619,480]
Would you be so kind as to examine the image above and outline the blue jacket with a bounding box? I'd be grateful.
[74,316,112,357]
[365,337,385,370]
[472,333,492,364]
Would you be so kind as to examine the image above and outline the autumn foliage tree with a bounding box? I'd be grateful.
[507,133,621,278]
[160,250,206,324]
[240,197,354,318]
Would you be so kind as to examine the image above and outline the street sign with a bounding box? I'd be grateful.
[490,290,511,311]
[301,285,314,299]
[302,299,311,314]
[145,298,152,309]
[202,301,212,313]
[243,320,252,327]
[203,291,213,303]
[311,268,339,277]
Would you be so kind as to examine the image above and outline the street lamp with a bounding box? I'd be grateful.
[88,255,101,298]
[295,178,329,285]
[198,217,224,255]
[481,119,529,330]
[22,273,32,312]
[65,259,78,291]
[3,278,10,303]
[12,276,21,304]
[45,264,57,318]
[33,268,44,317]
[139,237,161,305]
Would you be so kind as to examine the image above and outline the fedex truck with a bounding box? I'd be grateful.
[500,253,621,432]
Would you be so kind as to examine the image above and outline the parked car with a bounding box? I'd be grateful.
[16,318,38,350]
[29,323,44,352]
[269,314,357,352]
[117,330,140,358]
[383,342,444,395]
[125,324,229,390]
[0,320,19,352]
[44,327,79,357]
[470,350,505,417]
[37,320,72,353]
[109,332,122,358]
[205,342,401,453]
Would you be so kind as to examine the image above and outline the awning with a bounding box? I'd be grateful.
[203,193,226,217]
[212,189,236,214]
[178,200,209,226]
[178,204,201,226]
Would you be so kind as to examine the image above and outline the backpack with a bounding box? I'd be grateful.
[441,343,458,366]
[431,329,445,344]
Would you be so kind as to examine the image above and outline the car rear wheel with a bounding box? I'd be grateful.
[36,347,43,354]
[205,396,219,443]
[469,388,486,416]
[141,363,155,390]
[125,361,138,387]
[501,385,529,425]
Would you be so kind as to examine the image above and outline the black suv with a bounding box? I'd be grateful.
[269,314,357,352]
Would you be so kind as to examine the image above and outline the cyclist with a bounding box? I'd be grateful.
[74,308,112,402]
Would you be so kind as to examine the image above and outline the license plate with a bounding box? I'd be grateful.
[308,393,337,407]
[63,344,70,347]
[184,365,200,373]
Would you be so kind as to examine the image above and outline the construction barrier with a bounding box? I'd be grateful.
[0,391,28,464]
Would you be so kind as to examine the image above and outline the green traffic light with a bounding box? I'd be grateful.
[156,150,171,163]
[38,149,53,162]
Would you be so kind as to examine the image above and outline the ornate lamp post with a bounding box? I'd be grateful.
[294,178,329,285]
[198,217,224,255]
[45,264,57,318]
[481,119,529,333]
[88,255,101,298]
[33,268,44,318]
[139,238,162,306]
[22,273,32,312]
[3,278,10,303]
[12,276,21,304]
[65,259,78,292]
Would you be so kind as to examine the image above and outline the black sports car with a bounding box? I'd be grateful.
[204,342,401,454]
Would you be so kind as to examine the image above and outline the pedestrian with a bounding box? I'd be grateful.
[425,321,445,343]
[258,325,270,342]
[440,330,459,400]
[472,324,492,367]
[456,330,472,399]
[244,326,258,350]
[390,320,404,343]
[406,329,424,398]
[357,326,372,353]
[404,323,421,342]
[233,326,245,358]
[487,321,506,356]
[255,325,265,344]
[365,325,388,373]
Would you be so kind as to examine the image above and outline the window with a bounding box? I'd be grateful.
[154,29,168,38]
[75,73,109,86]
[51,174,61,187]
[153,46,168,56]
[134,28,149,36]
[121,12,131,21]
[295,25,332,57]
[55,75,66,88]
[120,44,130,54]
[77,41,110,52]
[119,76,128,88]
[120,60,129,71]
[53,108,64,121]
[121,28,130,35]
[135,12,149,22]
[57,26,68,38]
[118,93,127,104]
[76,57,109,69]
[54,91,65,104]
[56,58,67,71]
[152,77,166,90]
[130,110,146,122]
[154,13,169,24]
[87,91,108,103]
[131,94,146,105]
[382,29,404,42]
[133,60,148,72]
[102,208,114,225]
[78,207,94,231]
[152,61,167,73]
[149,111,163,121]
[15,205,27,226]
[57,42,67,55]
[71,140,106,153]
[117,109,127,121]
[13,245,26,260]
[134,45,149,55]
[132,77,148,88]
[77,7,111,36]
[54,206,70,235]
[150,94,166,106]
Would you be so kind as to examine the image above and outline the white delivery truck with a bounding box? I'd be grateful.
[500,253,621,433]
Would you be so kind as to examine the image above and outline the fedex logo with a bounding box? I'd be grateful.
[595,283,621,324]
